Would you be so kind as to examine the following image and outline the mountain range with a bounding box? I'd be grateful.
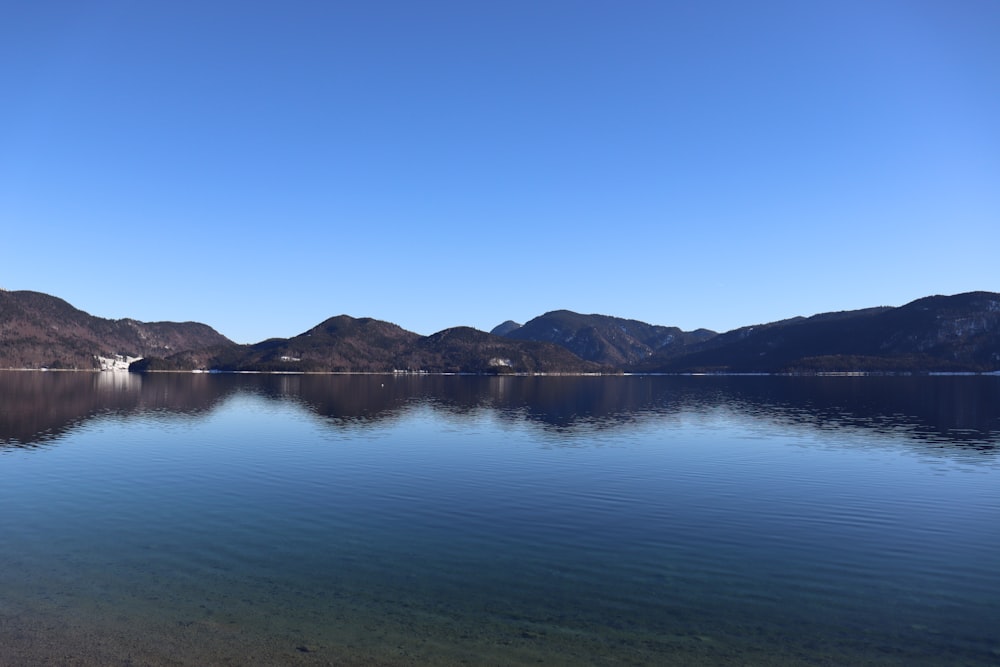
[1,289,998,373]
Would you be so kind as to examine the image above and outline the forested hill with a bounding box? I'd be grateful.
[494,310,716,366]
[634,292,1000,373]
[0,290,232,370]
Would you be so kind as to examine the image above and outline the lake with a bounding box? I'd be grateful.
[1,372,998,665]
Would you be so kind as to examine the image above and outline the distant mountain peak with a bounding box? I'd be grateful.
[490,320,522,336]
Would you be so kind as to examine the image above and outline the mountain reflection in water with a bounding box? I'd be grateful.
[2,372,998,458]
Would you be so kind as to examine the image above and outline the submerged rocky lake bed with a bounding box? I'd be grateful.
[1,372,998,665]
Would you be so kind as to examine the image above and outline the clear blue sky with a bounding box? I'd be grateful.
[2,1,998,343]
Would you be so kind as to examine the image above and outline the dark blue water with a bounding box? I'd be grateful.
[1,372,998,665]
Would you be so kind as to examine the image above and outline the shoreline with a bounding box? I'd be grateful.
[2,368,998,377]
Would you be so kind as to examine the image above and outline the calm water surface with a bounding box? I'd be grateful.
[1,372,998,665]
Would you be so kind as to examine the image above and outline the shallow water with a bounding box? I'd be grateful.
[1,373,999,665]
